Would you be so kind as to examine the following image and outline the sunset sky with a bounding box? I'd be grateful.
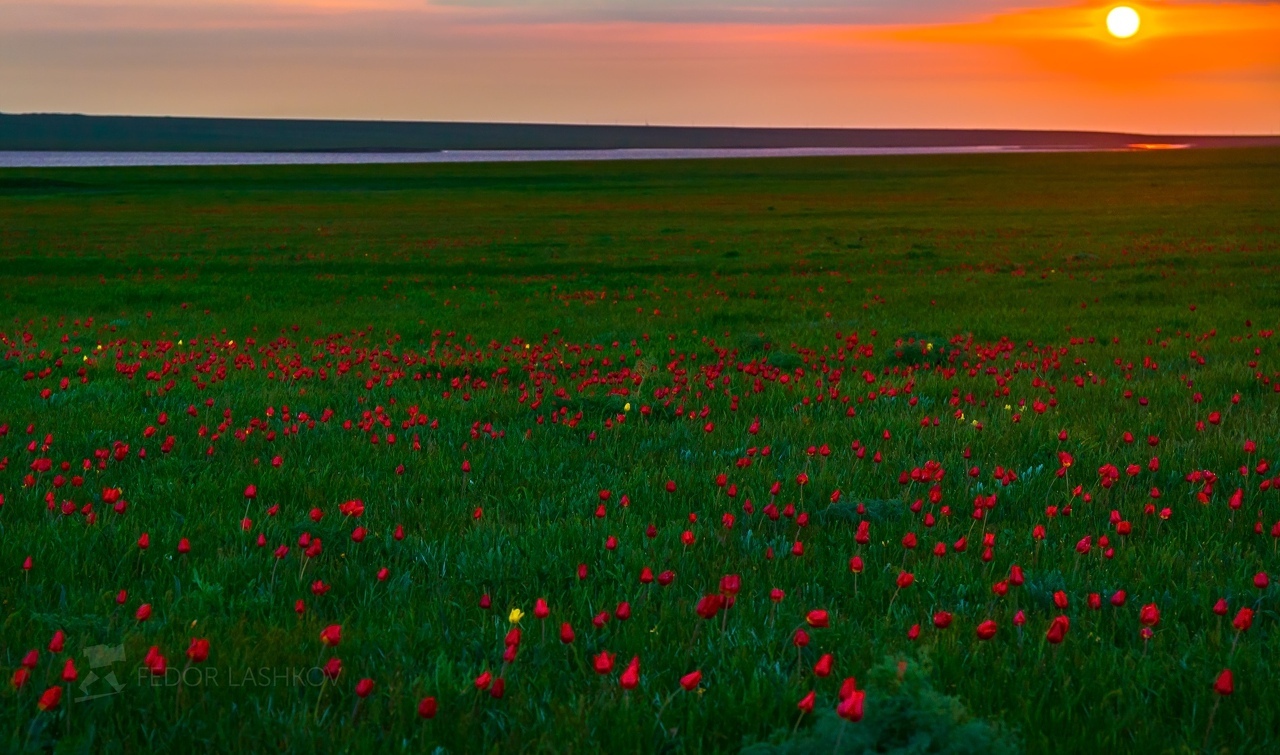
[2,0,1278,133]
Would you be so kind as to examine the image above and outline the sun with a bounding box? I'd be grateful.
[1106,6,1141,38]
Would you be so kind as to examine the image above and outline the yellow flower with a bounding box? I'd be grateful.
[1005,405,1011,411]
[926,342,933,351]
[509,608,524,624]
[624,403,631,412]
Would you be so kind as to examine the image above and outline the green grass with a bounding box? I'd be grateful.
[1,149,1279,753]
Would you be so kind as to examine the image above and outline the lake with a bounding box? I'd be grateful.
[0,145,1101,168]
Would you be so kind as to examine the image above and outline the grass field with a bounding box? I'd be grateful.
[2,149,1279,753]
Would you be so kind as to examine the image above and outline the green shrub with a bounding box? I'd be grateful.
[742,657,1021,755]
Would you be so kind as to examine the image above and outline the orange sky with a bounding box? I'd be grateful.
[1,0,1277,133]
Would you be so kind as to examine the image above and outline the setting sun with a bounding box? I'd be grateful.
[1107,6,1141,38]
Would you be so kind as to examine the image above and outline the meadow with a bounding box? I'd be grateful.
[1,148,1278,753]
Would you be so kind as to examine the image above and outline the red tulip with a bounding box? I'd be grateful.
[473,670,491,690]
[793,629,810,648]
[1254,572,1269,589]
[797,690,816,713]
[615,602,631,621]
[849,555,864,574]
[770,588,785,603]
[813,654,833,677]
[1214,669,1234,696]
[719,574,741,596]
[805,609,829,628]
[490,677,505,699]
[933,611,953,629]
[177,538,190,554]
[696,594,724,620]
[680,670,703,691]
[1139,603,1160,627]
[11,668,29,690]
[38,686,63,711]
[620,657,640,689]
[1110,590,1127,607]
[976,620,998,640]
[60,658,78,682]
[593,652,616,675]
[907,623,921,640]
[1233,608,1254,632]
[838,676,858,700]
[559,623,575,644]
[896,571,915,589]
[49,630,65,653]
[22,650,39,668]
[145,647,167,675]
[187,638,210,663]
[1213,598,1229,616]
[136,603,152,621]
[323,658,341,680]
[1046,615,1069,644]
[320,625,342,647]
[534,598,550,619]
[418,696,437,718]
[355,678,374,698]
[836,689,866,722]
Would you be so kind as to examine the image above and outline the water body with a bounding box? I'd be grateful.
[0,145,1114,168]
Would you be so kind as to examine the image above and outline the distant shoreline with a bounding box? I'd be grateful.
[0,145,1178,168]
[3,113,1277,154]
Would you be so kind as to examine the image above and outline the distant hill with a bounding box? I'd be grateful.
[2,113,1278,152]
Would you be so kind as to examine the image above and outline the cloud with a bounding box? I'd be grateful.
[1,0,1276,132]
[0,0,1078,30]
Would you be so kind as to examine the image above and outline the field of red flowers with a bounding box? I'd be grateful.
[2,150,1279,752]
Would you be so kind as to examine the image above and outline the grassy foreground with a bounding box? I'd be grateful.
[1,149,1279,753]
